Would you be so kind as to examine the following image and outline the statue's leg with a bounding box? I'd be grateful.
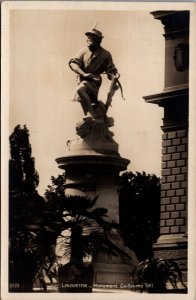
[77,85,95,118]
[80,99,88,115]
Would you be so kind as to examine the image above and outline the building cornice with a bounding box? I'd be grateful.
[143,86,189,107]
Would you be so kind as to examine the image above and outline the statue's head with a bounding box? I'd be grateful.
[85,28,103,49]
[85,28,104,39]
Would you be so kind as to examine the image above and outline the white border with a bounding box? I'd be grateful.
[1,2,196,300]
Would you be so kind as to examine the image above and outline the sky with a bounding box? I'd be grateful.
[8,3,165,196]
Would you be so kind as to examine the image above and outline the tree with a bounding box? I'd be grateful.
[131,258,187,293]
[9,125,45,292]
[9,125,39,194]
[118,171,161,261]
[44,175,134,292]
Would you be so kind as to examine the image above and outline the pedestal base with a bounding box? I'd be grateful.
[93,263,132,287]
[93,231,139,287]
[153,234,188,287]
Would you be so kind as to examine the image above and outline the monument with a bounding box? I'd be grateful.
[56,27,138,288]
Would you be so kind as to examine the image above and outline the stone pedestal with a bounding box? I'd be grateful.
[56,136,130,220]
[56,131,138,286]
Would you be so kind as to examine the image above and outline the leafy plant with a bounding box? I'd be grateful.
[57,194,130,262]
[118,171,161,260]
[131,258,187,293]
[44,175,133,292]
[9,125,62,292]
[9,125,46,292]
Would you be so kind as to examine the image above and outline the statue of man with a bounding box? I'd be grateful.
[69,27,119,119]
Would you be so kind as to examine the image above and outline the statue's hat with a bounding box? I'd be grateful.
[85,28,104,38]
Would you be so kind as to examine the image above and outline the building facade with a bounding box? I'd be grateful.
[144,10,189,285]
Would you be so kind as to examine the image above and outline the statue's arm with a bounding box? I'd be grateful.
[68,47,86,76]
[104,52,118,79]
[69,59,86,77]
[69,59,95,80]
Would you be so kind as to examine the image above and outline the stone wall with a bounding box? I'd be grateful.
[160,129,188,235]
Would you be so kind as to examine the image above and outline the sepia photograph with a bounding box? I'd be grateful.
[1,1,196,299]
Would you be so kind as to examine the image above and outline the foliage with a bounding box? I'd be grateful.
[118,171,161,261]
[44,175,133,291]
[9,125,46,291]
[8,125,61,292]
[56,195,130,262]
[9,124,39,194]
[130,258,187,293]
[25,175,68,291]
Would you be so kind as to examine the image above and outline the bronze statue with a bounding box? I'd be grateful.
[69,27,120,119]
[68,27,124,145]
